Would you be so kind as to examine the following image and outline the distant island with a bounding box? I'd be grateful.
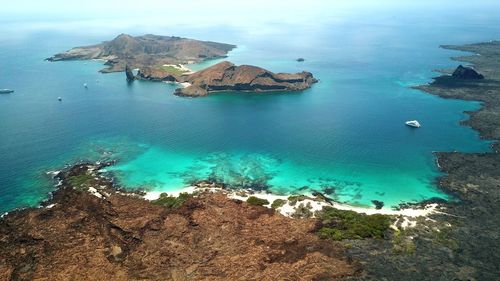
[46,34,236,73]
[48,34,318,96]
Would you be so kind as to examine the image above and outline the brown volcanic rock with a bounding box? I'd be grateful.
[174,85,208,97]
[47,34,235,73]
[0,164,358,281]
[175,61,318,97]
[136,67,179,82]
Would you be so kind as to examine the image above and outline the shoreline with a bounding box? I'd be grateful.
[143,185,441,219]
[0,162,359,280]
[344,41,500,280]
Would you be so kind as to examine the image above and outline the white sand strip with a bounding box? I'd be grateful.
[144,187,440,220]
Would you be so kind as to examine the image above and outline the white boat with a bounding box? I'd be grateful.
[0,89,14,94]
[405,120,421,128]
[58,97,62,101]
[83,83,88,88]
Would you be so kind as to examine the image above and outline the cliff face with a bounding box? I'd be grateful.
[175,61,318,97]
[47,34,236,73]
[0,163,358,281]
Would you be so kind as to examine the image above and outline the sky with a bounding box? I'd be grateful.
[2,0,500,39]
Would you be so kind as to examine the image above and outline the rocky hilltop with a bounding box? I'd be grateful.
[451,65,484,79]
[47,34,236,73]
[174,61,318,97]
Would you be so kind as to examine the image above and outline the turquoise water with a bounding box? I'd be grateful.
[1,7,499,212]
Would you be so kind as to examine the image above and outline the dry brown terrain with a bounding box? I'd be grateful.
[175,61,318,97]
[0,164,358,281]
[47,34,235,73]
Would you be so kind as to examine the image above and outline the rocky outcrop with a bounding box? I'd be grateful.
[175,61,318,97]
[452,65,484,79]
[136,67,179,82]
[47,34,236,73]
[125,65,135,81]
[174,85,208,97]
[0,163,358,280]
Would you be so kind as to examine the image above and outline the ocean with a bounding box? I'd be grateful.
[1,4,499,212]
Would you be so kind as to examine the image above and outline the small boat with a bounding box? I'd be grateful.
[58,97,62,101]
[0,89,14,94]
[83,83,88,88]
[405,120,421,128]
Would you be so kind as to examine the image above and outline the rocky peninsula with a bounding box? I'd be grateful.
[173,61,318,97]
[131,61,318,97]
[46,34,236,73]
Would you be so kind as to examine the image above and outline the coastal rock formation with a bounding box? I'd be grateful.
[125,65,135,81]
[47,34,235,73]
[452,65,484,79]
[0,163,358,281]
[175,61,318,97]
[136,67,178,82]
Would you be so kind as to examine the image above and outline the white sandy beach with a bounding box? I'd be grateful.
[144,186,441,223]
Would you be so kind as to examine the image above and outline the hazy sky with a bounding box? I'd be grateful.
[2,0,500,38]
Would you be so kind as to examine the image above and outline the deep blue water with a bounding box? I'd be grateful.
[1,7,499,212]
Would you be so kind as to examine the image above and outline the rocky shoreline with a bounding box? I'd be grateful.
[0,158,449,281]
[0,162,360,280]
[344,41,500,281]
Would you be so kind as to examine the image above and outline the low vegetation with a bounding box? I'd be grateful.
[271,199,286,209]
[68,174,94,190]
[291,202,314,219]
[246,196,270,206]
[287,195,309,206]
[152,192,192,209]
[392,229,416,254]
[157,65,188,76]
[316,207,392,240]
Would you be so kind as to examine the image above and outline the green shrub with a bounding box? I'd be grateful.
[246,196,270,206]
[287,195,308,206]
[152,192,191,209]
[271,199,286,209]
[291,202,314,219]
[316,207,391,240]
[68,174,94,190]
[392,230,416,254]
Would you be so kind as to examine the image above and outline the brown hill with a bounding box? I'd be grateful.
[175,61,318,97]
[47,34,236,73]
